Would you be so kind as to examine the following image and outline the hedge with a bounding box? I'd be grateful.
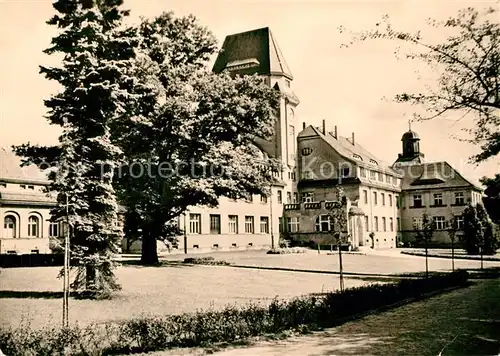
[0,253,63,268]
[0,270,469,356]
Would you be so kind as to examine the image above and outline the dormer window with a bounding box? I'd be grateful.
[369,159,378,165]
[285,79,291,87]
[353,154,363,161]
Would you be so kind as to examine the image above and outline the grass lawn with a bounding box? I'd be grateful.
[0,264,369,330]
[143,278,500,356]
[161,249,500,275]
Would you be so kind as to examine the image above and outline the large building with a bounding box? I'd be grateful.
[172,27,300,253]
[2,27,485,255]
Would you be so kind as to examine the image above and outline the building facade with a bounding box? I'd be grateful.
[393,128,483,245]
[0,147,56,254]
[282,124,403,250]
[171,27,300,253]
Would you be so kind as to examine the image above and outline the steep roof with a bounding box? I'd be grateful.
[0,147,49,184]
[0,191,55,206]
[213,27,293,79]
[396,161,482,191]
[298,126,401,175]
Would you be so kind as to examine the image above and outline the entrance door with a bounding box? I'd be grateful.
[356,217,364,247]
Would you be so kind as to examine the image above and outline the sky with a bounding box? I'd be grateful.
[0,0,499,185]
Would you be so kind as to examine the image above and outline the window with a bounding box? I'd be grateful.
[385,174,391,183]
[370,170,376,179]
[353,154,363,161]
[302,170,313,179]
[247,194,253,203]
[373,192,378,205]
[413,195,422,208]
[287,217,300,232]
[20,184,26,189]
[210,214,221,234]
[28,185,35,190]
[228,215,238,234]
[433,216,447,230]
[3,215,17,238]
[370,159,378,165]
[0,183,6,188]
[28,216,40,237]
[285,79,291,87]
[49,222,59,237]
[397,217,401,231]
[340,167,350,178]
[374,217,379,231]
[392,177,398,185]
[245,216,254,234]
[260,217,269,233]
[360,167,367,177]
[382,217,387,231]
[260,194,268,203]
[363,190,368,204]
[302,192,314,203]
[189,214,201,234]
[381,193,385,206]
[364,215,369,231]
[389,217,394,232]
[293,192,298,203]
[389,194,392,207]
[433,193,443,206]
[454,192,465,205]
[412,217,423,230]
[396,195,401,208]
[277,190,282,204]
[456,216,464,230]
[378,172,384,181]
[286,191,292,204]
[315,215,332,232]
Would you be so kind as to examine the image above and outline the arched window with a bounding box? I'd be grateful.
[28,216,40,237]
[315,215,333,232]
[3,215,17,238]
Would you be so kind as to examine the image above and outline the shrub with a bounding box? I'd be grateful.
[0,271,469,356]
[182,257,230,265]
[266,247,306,254]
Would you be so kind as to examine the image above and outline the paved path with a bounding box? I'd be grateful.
[141,279,500,356]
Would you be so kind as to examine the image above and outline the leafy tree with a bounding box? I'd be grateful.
[446,214,459,270]
[341,7,500,163]
[481,173,500,224]
[462,203,483,254]
[477,203,498,255]
[413,212,434,277]
[14,0,137,297]
[115,13,281,265]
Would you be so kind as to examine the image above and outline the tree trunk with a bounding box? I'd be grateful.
[141,231,159,265]
[85,265,96,290]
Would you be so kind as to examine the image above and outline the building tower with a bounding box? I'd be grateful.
[394,121,425,166]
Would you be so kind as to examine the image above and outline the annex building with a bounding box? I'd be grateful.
[1,27,483,255]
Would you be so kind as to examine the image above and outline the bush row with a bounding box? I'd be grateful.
[0,253,63,268]
[0,270,469,356]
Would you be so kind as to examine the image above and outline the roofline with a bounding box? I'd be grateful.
[0,177,49,185]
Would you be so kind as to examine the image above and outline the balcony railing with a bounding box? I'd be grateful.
[284,201,342,211]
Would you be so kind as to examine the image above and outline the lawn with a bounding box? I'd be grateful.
[160,249,500,275]
[0,263,368,330]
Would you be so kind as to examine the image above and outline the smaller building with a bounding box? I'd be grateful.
[0,147,56,254]
[393,127,483,246]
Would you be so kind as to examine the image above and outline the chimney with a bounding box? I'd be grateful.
[334,125,338,139]
[322,119,326,135]
[302,122,306,130]
[351,132,355,145]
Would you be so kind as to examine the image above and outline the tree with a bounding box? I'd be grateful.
[341,7,500,163]
[481,173,500,224]
[14,0,137,297]
[476,203,498,255]
[413,212,434,277]
[462,203,483,255]
[114,13,281,265]
[446,214,459,271]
